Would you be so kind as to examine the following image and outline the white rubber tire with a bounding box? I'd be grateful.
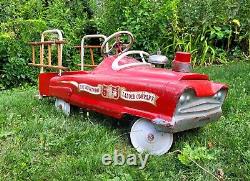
[55,98,71,116]
[130,118,173,155]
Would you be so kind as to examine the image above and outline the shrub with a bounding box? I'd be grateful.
[0,57,38,89]
[93,0,250,64]
[0,0,249,89]
[178,144,216,166]
[0,0,92,89]
[0,32,13,71]
[0,19,47,89]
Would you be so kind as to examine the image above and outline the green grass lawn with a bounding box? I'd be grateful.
[0,62,249,180]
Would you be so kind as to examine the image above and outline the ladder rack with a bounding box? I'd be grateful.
[29,29,68,75]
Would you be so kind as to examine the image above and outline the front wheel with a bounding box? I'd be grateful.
[130,118,173,155]
[55,98,71,116]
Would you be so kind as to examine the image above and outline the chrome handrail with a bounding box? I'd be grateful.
[81,34,108,70]
[40,29,64,74]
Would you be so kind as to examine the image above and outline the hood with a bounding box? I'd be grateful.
[93,56,209,81]
[179,80,228,97]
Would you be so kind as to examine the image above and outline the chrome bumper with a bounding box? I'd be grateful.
[169,108,222,133]
[155,94,225,133]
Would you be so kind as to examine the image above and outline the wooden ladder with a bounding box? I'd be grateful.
[29,29,68,75]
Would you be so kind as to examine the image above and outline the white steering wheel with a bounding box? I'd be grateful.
[112,51,151,71]
[101,31,135,55]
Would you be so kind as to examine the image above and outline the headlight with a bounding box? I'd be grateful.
[213,90,226,102]
[179,93,192,105]
[179,95,186,104]
[186,95,191,102]
[217,92,222,98]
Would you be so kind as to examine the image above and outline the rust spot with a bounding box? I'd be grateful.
[207,141,214,149]
[58,104,63,110]
[147,133,155,142]
[216,168,224,181]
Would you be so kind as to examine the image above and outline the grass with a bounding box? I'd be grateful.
[0,62,249,180]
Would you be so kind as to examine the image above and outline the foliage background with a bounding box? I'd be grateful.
[0,0,249,89]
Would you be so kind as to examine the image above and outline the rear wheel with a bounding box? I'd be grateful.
[130,118,173,155]
[55,98,71,116]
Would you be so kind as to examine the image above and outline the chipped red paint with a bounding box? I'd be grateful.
[38,55,228,124]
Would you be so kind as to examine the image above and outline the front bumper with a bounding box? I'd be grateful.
[154,91,226,133]
[169,108,222,133]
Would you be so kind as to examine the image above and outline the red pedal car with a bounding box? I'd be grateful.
[29,30,228,155]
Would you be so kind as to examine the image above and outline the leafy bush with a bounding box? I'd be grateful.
[0,33,13,71]
[0,58,38,89]
[0,19,48,57]
[93,0,176,53]
[93,0,250,64]
[0,0,92,89]
[178,144,216,166]
[43,0,89,67]
[0,19,47,89]
[0,0,249,89]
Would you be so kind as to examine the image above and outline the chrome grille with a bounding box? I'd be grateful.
[178,99,221,114]
[168,89,227,133]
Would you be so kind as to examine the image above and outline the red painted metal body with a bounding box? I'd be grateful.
[39,55,228,130]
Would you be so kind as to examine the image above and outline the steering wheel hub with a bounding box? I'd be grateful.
[101,31,135,55]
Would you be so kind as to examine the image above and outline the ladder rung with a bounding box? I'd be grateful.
[29,40,66,46]
[77,64,97,68]
[28,63,68,70]
[74,45,102,49]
